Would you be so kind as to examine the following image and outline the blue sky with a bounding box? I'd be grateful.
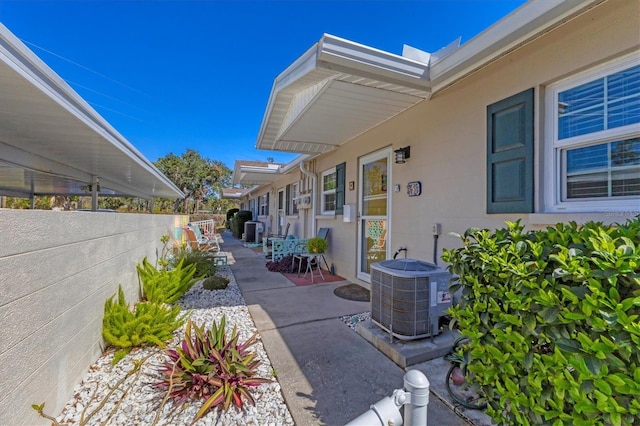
[0,0,526,170]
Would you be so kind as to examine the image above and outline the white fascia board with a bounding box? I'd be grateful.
[430,0,605,91]
[0,23,183,198]
[240,166,280,174]
[317,34,431,93]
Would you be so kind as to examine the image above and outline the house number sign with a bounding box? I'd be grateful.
[407,181,422,197]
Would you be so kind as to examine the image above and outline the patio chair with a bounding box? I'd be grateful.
[264,222,290,259]
[183,227,218,252]
[291,228,330,272]
[188,223,219,248]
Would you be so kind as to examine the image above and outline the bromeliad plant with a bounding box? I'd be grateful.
[157,316,270,422]
[103,285,185,364]
[137,257,200,304]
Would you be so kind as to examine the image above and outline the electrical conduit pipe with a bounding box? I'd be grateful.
[300,161,317,238]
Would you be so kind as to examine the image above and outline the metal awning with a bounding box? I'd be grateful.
[256,34,431,155]
[220,188,248,199]
[0,23,184,200]
[231,160,286,186]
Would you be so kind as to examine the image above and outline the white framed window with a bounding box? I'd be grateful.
[544,54,640,213]
[321,168,337,214]
[259,193,269,216]
[291,182,299,214]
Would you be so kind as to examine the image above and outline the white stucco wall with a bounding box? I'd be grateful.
[0,209,186,425]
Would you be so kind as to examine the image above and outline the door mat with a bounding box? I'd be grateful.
[282,271,347,287]
[334,284,370,302]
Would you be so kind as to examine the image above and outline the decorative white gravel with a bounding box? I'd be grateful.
[339,311,371,331]
[55,266,294,426]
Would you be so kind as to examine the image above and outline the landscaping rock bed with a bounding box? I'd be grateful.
[55,266,294,426]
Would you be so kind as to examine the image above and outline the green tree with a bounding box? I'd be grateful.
[154,149,232,213]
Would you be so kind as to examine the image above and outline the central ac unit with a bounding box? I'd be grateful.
[370,259,452,340]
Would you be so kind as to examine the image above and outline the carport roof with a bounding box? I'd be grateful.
[0,23,184,199]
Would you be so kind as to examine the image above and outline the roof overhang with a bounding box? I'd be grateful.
[255,0,606,157]
[232,161,285,186]
[429,0,606,92]
[230,155,309,188]
[256,34,431,155]
[0,23,184,199]
[220,188,247,200]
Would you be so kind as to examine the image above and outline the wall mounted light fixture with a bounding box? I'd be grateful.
[394,146,411,164]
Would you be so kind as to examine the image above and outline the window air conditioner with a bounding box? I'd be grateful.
[294,194,312,209]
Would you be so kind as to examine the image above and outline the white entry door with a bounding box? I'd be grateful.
[357,148,391,282]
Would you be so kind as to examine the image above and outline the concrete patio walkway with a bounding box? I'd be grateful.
[219,231,473,426]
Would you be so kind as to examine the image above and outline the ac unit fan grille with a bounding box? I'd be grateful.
[371,269,433,337]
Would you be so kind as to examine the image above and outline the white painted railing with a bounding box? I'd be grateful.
[189,219,216,237]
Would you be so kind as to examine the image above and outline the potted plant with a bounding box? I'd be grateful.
[306,237,328,254]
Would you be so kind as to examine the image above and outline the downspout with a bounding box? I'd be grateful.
[300,161,317,238]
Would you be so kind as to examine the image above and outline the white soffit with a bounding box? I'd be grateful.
[256,34,431,154]
[0,23,184,199]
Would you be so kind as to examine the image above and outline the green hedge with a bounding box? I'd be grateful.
[442,219,640,426]
[226,208,239,229]
[230,210,253,239]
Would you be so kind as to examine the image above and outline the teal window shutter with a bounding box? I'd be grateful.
[285,184,291,215]
[335,162,346,215]
[486,88,534,213]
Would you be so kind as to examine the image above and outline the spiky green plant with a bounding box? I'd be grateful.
[169,248,217,279]
[137,257,200,304]
[103,285,185,364]
[157,317,270,421]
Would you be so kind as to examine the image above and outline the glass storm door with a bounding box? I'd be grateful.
[277,188,285,235]
[357,148,391,281]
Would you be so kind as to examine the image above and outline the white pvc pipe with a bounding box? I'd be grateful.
[346,396,403,426]
[299,161,316,238]
[404,370,430,426]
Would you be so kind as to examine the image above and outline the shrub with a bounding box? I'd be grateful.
[230,210,253,239]
[442,219,640,426]
[170,249,216,279]
[307,237,328,253]
[137,257,200,304]
[157,317,271,421]
[202,275,230,290]
[103,285,185,364]
[266,255,299,273]
[226,208,239,229]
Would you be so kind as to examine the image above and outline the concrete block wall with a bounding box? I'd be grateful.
[0,209,186,425]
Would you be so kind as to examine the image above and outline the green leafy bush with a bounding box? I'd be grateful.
[226,208,239,229]
[157,317,270,422]
[170,249,216,279]
[443,219,640,426]
[230,210,253,239]
[307,237,328,253]
[103,285,185,364]
[137,257,200,304]
[202,275,230,290]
